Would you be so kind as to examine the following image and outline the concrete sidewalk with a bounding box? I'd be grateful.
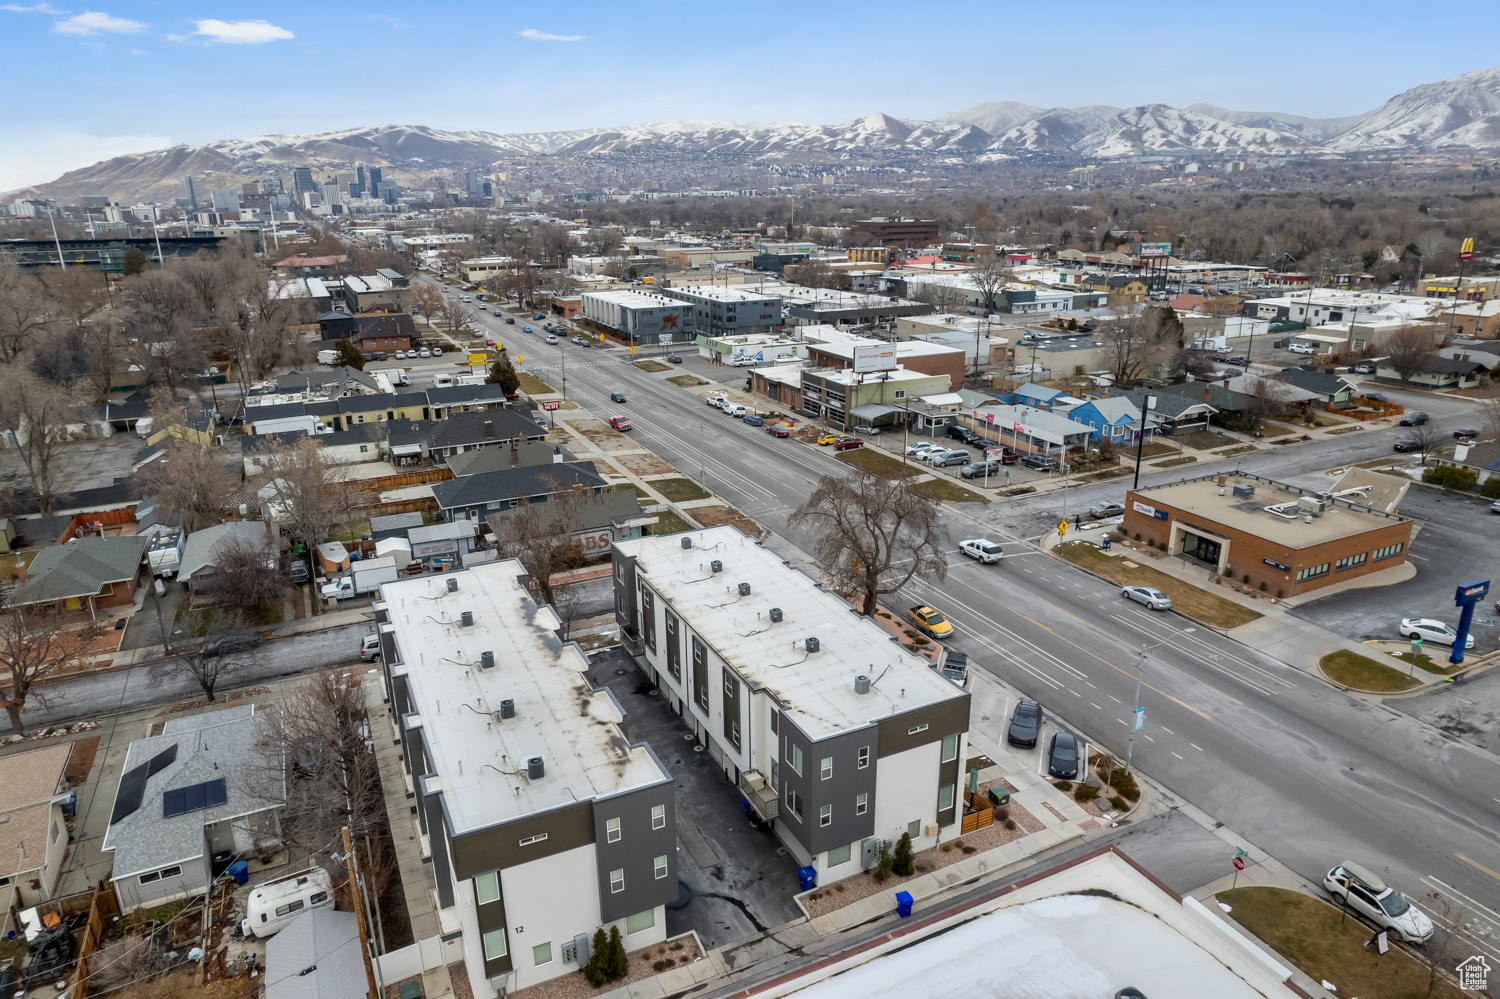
[102,603,376,669]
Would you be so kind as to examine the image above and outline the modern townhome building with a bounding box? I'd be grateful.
[659,286,783,336]
[611,527,972,885]
[375,561,677,995]
[580,291,695,346]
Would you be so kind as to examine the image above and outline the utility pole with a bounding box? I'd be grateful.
[343,826,381,999]
[47,209,66,269]
[1124,630,1193,775]
[1133,393,1156,490]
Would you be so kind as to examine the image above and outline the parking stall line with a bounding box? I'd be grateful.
[1172,752,1184,760]
[1191,743,1204,752]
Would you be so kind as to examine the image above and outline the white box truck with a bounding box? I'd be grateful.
[320,555,400,600]
[372,367,410,386]
[239,868,334,939]
[316,349,340,365]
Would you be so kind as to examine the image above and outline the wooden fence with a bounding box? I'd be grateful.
[70,880,121,999]
[356,497,439,519]
[961,789,994,834]
[1329,396,1404,420]
[57,508,138,544]
[361,467,454,491]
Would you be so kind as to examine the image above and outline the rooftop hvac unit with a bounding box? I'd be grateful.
[499,699,515,719]
[681,537,692,550]
[804,636,820,654]
[710,559,723,573]
[527,756,545,780]
[1232,483,1255,499]
[446,578,458,593]
[1296,496,1326,516]
[769,608,783,622]
[480,651,494,670]
[461,610,473,627]
[738,582,751,596]
[854,674,870,694]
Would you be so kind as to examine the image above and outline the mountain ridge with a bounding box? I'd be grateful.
[20,65,1500,202]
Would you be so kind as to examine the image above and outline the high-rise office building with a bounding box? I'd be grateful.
[368,166,382,190]
[292,167,315,197]
[263,172,284,193]
[211,188,240,212]
[181,176,197,209]
[466,169,480,196]
[356,163,365,189]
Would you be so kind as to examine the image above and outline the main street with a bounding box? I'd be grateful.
[454,284,1500,951]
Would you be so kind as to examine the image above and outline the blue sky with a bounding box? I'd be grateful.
[3,0,1499,191]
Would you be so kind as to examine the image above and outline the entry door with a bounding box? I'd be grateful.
[1183,533,1221,566]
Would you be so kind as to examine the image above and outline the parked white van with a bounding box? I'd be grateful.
[723,403,747,417]
[432,373,455,389]
[240,867,334,939]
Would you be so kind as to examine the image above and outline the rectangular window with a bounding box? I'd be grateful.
[626,910,655,935]
[770,709,779,734]
[820,757,833,780]
[533,942,552,967]
[827,844,852,866]
[606,817,621,843]
[664,610,681,681]
[1373,543,1404,561]
[1335,552,1367,572]
[692,636,709,711]
[856,792,868,815]
[641,588,656,652]
[770,759,779,791]
[857,747,869,769]
[610,868,624,893]
[788,743,803,776]
[819,804,832,827]
[938,784,955,811]
[483,929,508,961]
[941,734,959,763]
[908,819,921,839]
[474,871,500,904]
[1296,563,1330,582]
[787,788,803,821]
[518,832,548,847]
[651,804,665,830]
[907,723,929,736]
[654,854,668,879]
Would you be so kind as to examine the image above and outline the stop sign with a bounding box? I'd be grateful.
[1233,856,1245,871]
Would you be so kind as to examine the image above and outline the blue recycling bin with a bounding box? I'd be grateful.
[895,891,913,918]
[226,860,250,885]
[797,866,817,892]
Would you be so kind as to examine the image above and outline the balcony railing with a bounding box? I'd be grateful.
[738,771,779,822]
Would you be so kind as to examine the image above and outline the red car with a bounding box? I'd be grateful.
[833,437,863,450]
[608,415,632,431]
[768,425,792,438]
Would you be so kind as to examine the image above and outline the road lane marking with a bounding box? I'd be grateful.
[1107,694,1122,703]
[1172,752,1184,759]
[1190,743,1204,751]
[1143,735,1155,742]
[1090,703,1103,710]
[1117,718,1127,726]
[1160,726,1174,734]
[1457,853,1500,883]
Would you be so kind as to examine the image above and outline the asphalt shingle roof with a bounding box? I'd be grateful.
[430,461,603,512]
[14,536,149,604]
[265,909,366,999]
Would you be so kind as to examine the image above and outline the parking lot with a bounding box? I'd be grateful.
[1290,483,1500,651]
[585,648,804,949]
[988,688,1091,781]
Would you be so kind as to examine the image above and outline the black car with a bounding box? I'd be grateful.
[946,424,979,444]
[1399,412,1429,426]
[1021,453,1059,471]
[1007,698,1043,748]
[1454,428,1480,440]
[667,354,683,363]
[201,631,263,658]
[374,351,387,361]
[610,391,627,403]
[1393,439,1423,452]
[1047,731,1080,779]
[505,317,516,325]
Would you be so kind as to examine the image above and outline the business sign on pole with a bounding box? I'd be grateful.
[1460,237,1475,261]
[1139,242,1173,258]
[542,400,562,411]
[1132,707,1144,733]
[468,352,489,365]
[852,343,898,373]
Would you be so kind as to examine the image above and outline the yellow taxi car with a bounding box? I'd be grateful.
[816,432,840,445]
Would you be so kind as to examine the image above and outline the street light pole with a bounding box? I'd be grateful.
[1133,393,1156,490]
[1124,628,1194,776]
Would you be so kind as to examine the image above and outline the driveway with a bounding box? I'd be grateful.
[586,648,803,949]
[1290,483,1500,650]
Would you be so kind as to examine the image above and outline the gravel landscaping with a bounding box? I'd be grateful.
[508,936,703,999]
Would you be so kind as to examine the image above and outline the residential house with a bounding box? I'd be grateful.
[368,512,424,541]
[11,535,150,618]
[387,411,547,466]
[430,462,606,522]
[101,705,285,911]
[1011,382,1066,410]
[407,521,479,564]
[242,424,384,474]
[0,743,73,908]
[341,273,409,313]
[1154,376,1313,421]
[1094,387,1215,435]
[1276,368,1357,406]
[445,441,574,477]
[178,521,279,602]
[1068,395,1157,443]
[963,403,1093,456]
[487,489,655,560]
[1375,355,1486,390]
[317,312,418,352]
[375,562,678,994]
[612,527,971,887]
[244,389,489,436]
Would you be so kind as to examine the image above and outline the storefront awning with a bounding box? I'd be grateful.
[850,404,905,421]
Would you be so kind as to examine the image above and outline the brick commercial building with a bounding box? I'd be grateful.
[1123,472,1412,597]
[849,217,941,247]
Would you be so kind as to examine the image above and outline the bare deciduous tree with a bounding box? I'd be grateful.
[1096,306,1182,386]
[0,367,76,516]
[202,534,288,615]
[0,266,55,362]
[154,614,258,703]
[0,601,103,734]
[788,472,948,616]
[1198,295,1244,317]
[968,251,1012,314]
[500,257,543,308]
[787,258,839,290]
[488,481,589,606]
[137,438,238,532]
[253,437,346,553]
[1382,324,1440,383]
[1405,420,1448,466]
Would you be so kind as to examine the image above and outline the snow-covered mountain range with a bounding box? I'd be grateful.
[25,65,1500,202]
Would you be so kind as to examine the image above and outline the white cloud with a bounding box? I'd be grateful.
[0,130,171,193]
[366,13,408,29]
[52,10,145,35]
[518,28,583,42]
[1,3,69,13]
[191,18,294,44]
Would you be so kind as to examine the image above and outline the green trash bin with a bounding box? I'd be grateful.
[986,787,1011,808]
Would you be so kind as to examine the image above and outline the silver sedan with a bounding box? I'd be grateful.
[1122,585,1172,611]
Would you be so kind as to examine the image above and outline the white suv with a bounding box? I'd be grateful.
[1323,862,1432,943]
[906,441,941,458]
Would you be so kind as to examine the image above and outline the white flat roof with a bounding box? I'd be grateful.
[664,286,780,303]
[581,290,691,309]
[378,560,667,835]
[763,852,1299,999]
[810,339,962,360]
[613,528,964,741]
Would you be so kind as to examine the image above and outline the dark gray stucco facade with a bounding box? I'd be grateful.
[777,714,878,857]
[591,781,677,923]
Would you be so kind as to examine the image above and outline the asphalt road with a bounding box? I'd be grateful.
[416,282,1500,948]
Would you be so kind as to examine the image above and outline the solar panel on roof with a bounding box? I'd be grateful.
[110,763,149,824]
[162,778,227,818]
[146,744,178,777]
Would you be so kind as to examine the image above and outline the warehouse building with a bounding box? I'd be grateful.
[1124,471,1412,597]
[612,527,971,883]
[580,290,695,346]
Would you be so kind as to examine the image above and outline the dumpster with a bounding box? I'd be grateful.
[986,787,1011,808]
[226,861,250,885]
[895,891,913,918]
[797,866,817,892]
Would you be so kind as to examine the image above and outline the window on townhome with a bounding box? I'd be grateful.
[938,784,955,811]
[941,734,959,763]
[606,817,621,843]
[651,804,665,830]
[533,942,552,967]
[856,792,868,815]
[788,742,803,776]
[654,855,668,879]
[819,804,832,827]
[610,869,624,893]
[820,757,833,780]
[474,871,500,904]
[787,788,803,821]
[482,928,508,961]
[857,746,869,769]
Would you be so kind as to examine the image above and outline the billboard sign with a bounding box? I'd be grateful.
[853,343,898,373]
[1139,242,1172,257]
